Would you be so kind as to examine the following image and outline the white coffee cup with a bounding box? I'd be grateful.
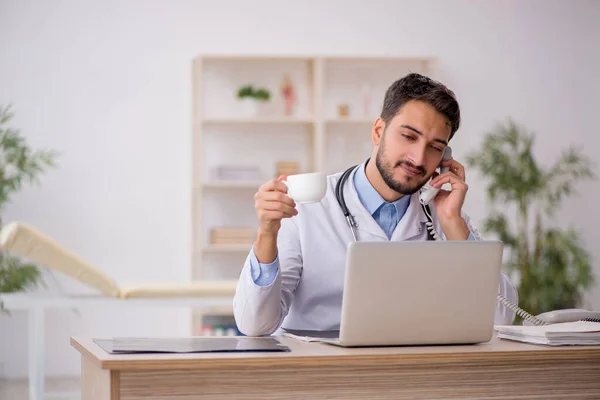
[283,172,327,204]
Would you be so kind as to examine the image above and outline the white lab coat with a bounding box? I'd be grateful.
[233,167,518,336]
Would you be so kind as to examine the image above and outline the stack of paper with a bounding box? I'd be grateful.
[281,329,340,343]
[495,321,600,346]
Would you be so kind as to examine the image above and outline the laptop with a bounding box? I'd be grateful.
[316,240,504,347]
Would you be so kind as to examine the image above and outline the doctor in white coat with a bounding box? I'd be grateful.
[233,73,518,336]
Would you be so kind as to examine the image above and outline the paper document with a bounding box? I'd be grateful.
[495,321,600,346]
[281,329,340,343]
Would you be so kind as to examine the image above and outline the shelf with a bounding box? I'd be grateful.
[202,181,263,189]
[325,118,375,124]
[192,54,438,332]
[199,305,234,316]
[196,54,434,63]
[198,54,314,61]
[201,117,314,125]
[203,244,253,253]
[201,117,374,126]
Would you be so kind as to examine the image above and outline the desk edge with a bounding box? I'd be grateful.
[70,336,600,371]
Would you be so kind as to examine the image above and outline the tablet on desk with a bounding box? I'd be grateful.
[93,336,290,354]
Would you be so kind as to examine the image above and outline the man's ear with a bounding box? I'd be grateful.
[372,117,385,145]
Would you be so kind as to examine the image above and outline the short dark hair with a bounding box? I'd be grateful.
[380,73,461,140]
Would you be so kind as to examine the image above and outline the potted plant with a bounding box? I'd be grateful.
[237,84,271,117]
[0,104,58,305]
[466,118,596,323]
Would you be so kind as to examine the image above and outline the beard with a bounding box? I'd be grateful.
[375,138,430,196]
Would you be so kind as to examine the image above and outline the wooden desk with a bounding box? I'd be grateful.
[71,335,600,399]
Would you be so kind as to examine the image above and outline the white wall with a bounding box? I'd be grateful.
[1,0,599,377]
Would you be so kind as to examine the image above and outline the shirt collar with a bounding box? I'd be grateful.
[353,159,411,217]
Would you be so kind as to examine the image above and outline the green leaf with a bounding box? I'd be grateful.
[0,253,43,293]
[0,103,56,304]
[254,88,271,101]
[482,212,517,248]
[0,104,59,211]
[236,85,271,101]
[542,147,595,216]
[237,85,255,98]
[466,118,596,323]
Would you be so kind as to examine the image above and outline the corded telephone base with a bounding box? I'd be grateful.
[497,294,600,326]
[522,308,600,326]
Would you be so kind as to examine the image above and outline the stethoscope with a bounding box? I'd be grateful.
[334,159,437,242]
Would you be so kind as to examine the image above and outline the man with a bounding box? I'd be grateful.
[233,73,518,336]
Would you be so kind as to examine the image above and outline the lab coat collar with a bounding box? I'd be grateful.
[389,190,430,241]
[343,159,429,241]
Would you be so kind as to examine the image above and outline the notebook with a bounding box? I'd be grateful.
[495,321,600,346]
[281,329,340,343]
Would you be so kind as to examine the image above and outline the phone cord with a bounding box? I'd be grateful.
[422,205,442,241]
[496,294,547,326]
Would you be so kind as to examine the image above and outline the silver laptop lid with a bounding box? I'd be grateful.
[339,241,504,346]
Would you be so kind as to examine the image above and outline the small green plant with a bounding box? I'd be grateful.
[466,118,596,323]
[237,84,270,101]
[254,88,270,101]
[237,85,254,99]
[0,104,59,299]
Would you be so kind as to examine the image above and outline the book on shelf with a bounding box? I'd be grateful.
[495,321,600,346]
[210,227,256,245]
[275,160,300,177]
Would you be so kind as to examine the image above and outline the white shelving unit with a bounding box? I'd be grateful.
[191,54,437,335]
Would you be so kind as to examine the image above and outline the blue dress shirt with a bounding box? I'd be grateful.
[248,164,475,286]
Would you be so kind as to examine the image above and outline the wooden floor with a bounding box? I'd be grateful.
[0,376,80,400]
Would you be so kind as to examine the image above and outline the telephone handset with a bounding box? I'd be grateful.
[419,147,600,326]
[419,146,453,206]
